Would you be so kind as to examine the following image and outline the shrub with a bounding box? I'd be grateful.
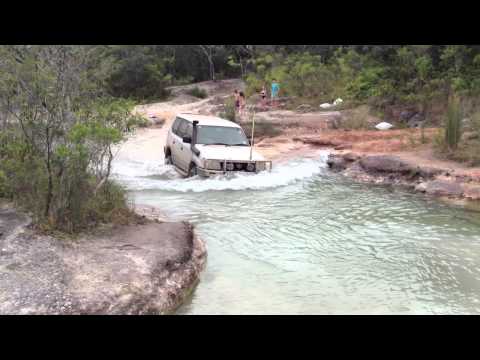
[242,121,283,140]
[0,46,139,233]
[342,105,372,130]
[0,170,7,198]
[473,111,480,136]
[219,98,237,123]
[186,86,208,99]
[128,114,150,129]
[445,97,463,150]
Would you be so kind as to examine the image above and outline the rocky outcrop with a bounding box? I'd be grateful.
[327,155,348,171]
[0,204,206,315]
[359,155,413,175]
[415,180,464,197]
[294,136,343,148]
[327,152,480,201]
[358,155,444,180]
[464,185,480,200]
[327,152,360,171]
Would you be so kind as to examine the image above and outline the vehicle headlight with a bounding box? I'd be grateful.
[204,160,222,170]
[255,162,266,171]
[246,163,256,172]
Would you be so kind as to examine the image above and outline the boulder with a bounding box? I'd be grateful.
[463,185,480,200]
[327,155,348,171]
[325,114,345,129]
[375,122,394,131]
[400,110,416,121]
[415,166,444,179]
[333,98,344,106]
[407,113,426,128]
[343,152,361,162]
[320,103,334,109]
[421,180,464,197]
[359,155,412,174]
[415,182,428,193]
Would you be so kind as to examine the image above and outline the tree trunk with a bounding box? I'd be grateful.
[45,126,53,218]
[210,59,216,82]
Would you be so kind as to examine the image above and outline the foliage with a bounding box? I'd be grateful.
[342,105,372,130]
[0,45,138,233]
[186,86,208,99]
[218,98,237,123]
[444,97,463,150]
[242,121,282,140]
[54,45,480,108]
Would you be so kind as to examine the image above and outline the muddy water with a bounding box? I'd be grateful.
[113,150,480,314]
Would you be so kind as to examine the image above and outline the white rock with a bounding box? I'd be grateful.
[320,103,333,109]
[375,122,394,131]
[333,98,344,106]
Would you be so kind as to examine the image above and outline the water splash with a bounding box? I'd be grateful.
[112,152,330,192]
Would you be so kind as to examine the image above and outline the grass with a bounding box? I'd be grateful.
[341,105,373,130]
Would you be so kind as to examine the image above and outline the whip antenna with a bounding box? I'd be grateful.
[249,107,256,161]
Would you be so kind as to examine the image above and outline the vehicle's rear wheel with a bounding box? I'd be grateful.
[188,163,198,177]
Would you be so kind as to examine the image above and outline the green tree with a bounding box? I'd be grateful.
[0,45,138,232]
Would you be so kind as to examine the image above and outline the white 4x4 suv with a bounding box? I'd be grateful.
[164,113,272,177]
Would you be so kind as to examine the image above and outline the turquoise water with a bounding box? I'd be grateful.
[114,152,480,314]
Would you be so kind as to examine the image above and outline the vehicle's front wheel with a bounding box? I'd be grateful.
[165,155,172,165]
[188,163,198,177]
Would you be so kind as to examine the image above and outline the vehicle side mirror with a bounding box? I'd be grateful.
[183,136,192,144]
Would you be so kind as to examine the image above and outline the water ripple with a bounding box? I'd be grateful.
[117,153,480,314]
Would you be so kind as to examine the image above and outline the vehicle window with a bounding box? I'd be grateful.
[177,120,189,138]
[185,122,193,137]
[172,118,181,135]
[196,126,249,146]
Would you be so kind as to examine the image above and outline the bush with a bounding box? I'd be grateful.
[342,105,372,130]
[0,170,7,198]
[219,98,237,123]
[186,86,208,99]
[128,114,150,129]
[444,97,463,150]
[85,181,135,228]
[0,46,140,233]
[242,121,283,140]
[473,111,480,136]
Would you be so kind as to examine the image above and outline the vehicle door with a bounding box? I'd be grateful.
[173,119,191,171]
[179,121,194,169]
[169,118,183,168]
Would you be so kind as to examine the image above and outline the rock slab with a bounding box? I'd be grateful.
[0,206,206,315]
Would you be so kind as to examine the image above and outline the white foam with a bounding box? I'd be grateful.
[112,152,330,193]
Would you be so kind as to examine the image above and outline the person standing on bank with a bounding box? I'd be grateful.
[234,89,240,113]
[260,85,267,109]
[271,79,280,107]
[239,91,246,117]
